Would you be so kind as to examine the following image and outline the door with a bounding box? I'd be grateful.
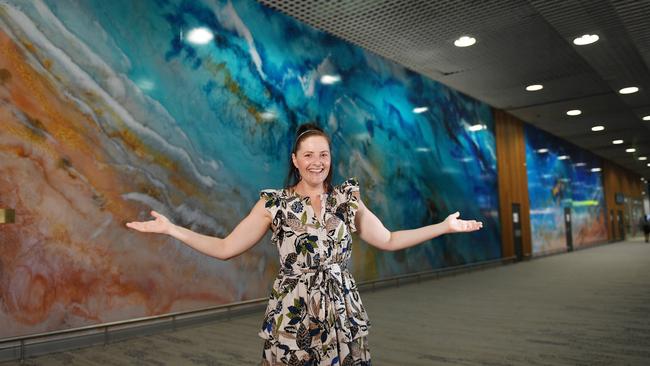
[564,207,573,251]
[610,210,615,241]
[617,210,625,240]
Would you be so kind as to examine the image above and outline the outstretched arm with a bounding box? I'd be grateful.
[354,193,482,251]
[126,199,272,260]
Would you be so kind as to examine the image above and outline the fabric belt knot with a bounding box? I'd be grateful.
[277,262,357,350]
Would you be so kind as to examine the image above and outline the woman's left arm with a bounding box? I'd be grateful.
[353,192,483,251]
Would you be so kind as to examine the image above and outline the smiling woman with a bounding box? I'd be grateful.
[285,123,333,196]
[126,123,484,365]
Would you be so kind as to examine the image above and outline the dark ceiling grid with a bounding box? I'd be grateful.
[256,0,650,179]
[444,13,609,110]
[529,0,650,104]
[527,0,649,173]
[609,0,650,123]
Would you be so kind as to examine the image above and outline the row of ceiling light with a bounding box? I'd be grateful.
[536,148,602,172]
[523,34,649,169]
[451,33,649,171]
[537,147,649,167]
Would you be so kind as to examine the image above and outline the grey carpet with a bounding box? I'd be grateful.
[5,238,650,365]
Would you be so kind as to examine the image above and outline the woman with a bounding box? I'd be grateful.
[126,123,483,365]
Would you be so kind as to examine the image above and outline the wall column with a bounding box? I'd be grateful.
[494,109,532,259]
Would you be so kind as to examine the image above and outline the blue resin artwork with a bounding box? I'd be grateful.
[0,0,500,337]
[524,125,607,255]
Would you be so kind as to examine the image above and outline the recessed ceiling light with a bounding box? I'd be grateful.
[626,148,636,153]
[619,86,639,94]
[591,167,601,172]
[469,124,486,132]
[526,84,543,91]
[612,139,624,144]
[643,115,650,121]
[320,74,341,84]
[537,148,549,153]
[567,109,582,116]
[186,27,214,44]
[591,125,605,132]
[558,155,570,160]
[413,107,429,114]
[454,36,476,47]
[574,162,587,167]
[573,34,599,45]
[640,157,648,161]
[647,163,650,167]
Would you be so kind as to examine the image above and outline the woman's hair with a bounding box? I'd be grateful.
[284,123,333,192]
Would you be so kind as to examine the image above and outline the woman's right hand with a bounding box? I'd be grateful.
[126,210,173,235]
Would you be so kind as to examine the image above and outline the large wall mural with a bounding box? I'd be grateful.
[0,0,500,337]
[524,124,607,255]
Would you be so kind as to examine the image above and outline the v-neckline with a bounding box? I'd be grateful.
[287,189,327,225]
[310,194,326,224]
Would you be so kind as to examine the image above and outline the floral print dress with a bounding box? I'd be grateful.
[259,178,371,366]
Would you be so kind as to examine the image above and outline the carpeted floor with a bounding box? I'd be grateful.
[5,238,650,365]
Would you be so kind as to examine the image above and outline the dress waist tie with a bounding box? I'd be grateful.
[279,262,360,351]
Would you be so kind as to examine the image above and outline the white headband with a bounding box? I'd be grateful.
[296,129,320,142]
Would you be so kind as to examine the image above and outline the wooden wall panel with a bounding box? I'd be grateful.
[494,109,531,259]
[602,160,645,240]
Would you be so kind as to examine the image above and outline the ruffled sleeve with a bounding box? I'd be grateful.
[340,178,360,232]
[259,189,284,235]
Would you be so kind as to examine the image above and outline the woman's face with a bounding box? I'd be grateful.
[292,135,331,187]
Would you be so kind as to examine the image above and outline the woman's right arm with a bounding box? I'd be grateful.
[126,198,272,260]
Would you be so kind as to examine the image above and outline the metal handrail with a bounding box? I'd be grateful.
[357,256,515,288]
[0,297,267,345]
[1,255,516,362]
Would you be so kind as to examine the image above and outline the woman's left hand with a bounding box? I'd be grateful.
[444,211,483,233]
